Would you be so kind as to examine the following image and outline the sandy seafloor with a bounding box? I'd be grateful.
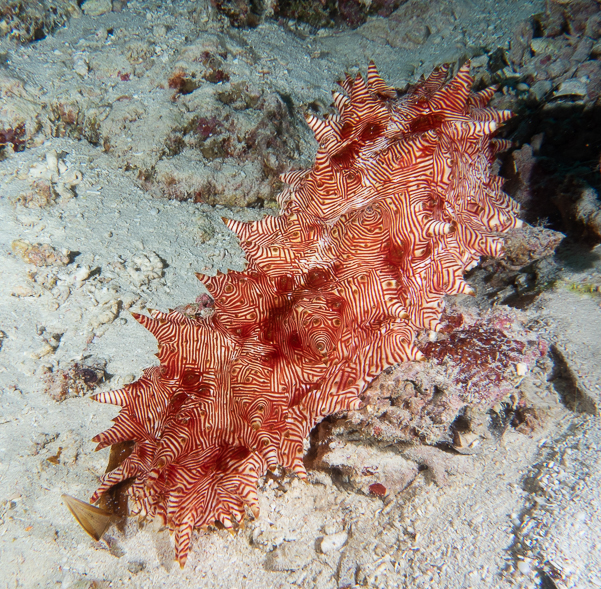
[1,0,601,587]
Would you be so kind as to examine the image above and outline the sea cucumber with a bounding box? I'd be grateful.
[90,62,520,565]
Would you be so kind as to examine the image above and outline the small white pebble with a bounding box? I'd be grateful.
[73,265,90,283]
[517,559,532,574]
[516,363,528,376]
[320,531,348,553]
[73,54,89,77]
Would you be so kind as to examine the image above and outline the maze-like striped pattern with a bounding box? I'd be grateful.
[91,62,520,566]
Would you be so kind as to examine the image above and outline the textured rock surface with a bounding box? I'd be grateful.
[0,0,81,42]
[514,415,601,589]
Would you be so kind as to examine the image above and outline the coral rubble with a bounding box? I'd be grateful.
[318,306,547,451]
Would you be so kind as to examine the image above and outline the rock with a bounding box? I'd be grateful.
[530,38,556,55]
[11,240,70,267]
[320,442,419,496]
[403,445,471,486]
[553,79,587,100]
[571,37,593,63]
[553,177,601,242]
[125,252,164,286]
[0,0,80,42]
[592,41,601,57]
[127,561,145,575]
[530,80,553,102]
[73,53,89,77]
[498,224,564,271]
[320,531,348,553]
[81,0,112,16]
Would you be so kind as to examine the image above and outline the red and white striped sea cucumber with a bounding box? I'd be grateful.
[89,61,520,566]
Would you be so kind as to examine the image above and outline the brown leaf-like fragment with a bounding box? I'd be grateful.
[62,494,112,541]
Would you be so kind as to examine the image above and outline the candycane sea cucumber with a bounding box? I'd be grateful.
[89,62,520,566]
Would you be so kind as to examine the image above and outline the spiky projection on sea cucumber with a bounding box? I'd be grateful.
[89,62,520,566]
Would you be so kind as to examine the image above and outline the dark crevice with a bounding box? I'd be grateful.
[499,102,601,245]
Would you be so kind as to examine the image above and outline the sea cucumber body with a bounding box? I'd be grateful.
[91,62,519,565]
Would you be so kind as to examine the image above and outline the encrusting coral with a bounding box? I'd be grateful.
[89,62,521,566]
